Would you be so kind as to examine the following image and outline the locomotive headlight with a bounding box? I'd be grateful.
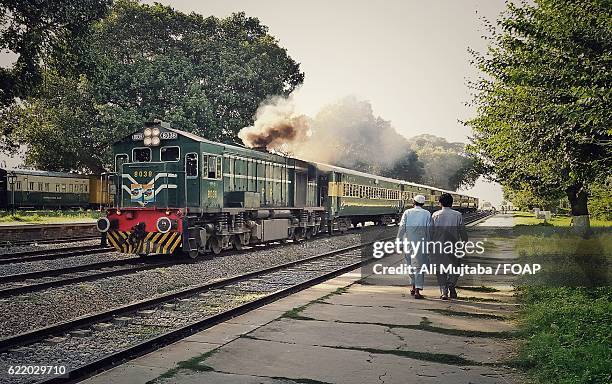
[143,137,152,146]
[97,217,110,233]
[151,136,161,146]
[156,217,174,233]
[144,127,152,137]
[152,127,160,136]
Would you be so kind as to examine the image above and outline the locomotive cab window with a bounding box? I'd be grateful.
[161,146,180,162]
[132,148,151,163]
[202,154,222,180]
[185,153,198,178]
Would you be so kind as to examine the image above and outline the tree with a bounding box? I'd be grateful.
[380,151,424,184]
[0,0,111,104]
[407,134,479,190]
[91,2,303,142]
[4,1,304,172]
[588,178,612,220]
[466,0,611,231]
[502,185,561,211]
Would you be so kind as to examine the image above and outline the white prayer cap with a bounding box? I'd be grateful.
[413,194,426,204]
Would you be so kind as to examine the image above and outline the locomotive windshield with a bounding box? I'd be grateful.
[161,146,180,161]
[133,148,151,162]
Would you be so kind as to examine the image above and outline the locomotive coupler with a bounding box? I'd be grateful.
[128,222,147,248]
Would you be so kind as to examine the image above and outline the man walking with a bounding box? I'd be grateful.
[397,194,432,299]
[431,193,468,300]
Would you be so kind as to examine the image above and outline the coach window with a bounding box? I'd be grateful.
[185,153,198,178]
[202,154,222,180]
[29,182,34,191]
[44,183,49,192]
[161,146,180,162]
[132,148,151,163]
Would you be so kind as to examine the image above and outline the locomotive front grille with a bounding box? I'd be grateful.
[107,230,182,255]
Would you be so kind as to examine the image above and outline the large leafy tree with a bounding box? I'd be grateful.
[467,0,611,227]
[4,0,303,172]
[0,0,111,104]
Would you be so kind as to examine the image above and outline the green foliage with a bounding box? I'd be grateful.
[3,72,122,172]
[516,286,612,384]
[515,232,612,383]
[0,0,111,105]
[407,134,480,190]
[588,179,612,220]
[2,0,303,172]
[503,185,561,211]
[466,0,611,215]
[379,151,424,185]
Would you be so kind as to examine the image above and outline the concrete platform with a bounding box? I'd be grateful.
[84,215,523,384]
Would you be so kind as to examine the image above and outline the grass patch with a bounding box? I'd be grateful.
[513,231,612,384]
[334,345,480,366]
[515,286,611,384]
[457,296,502,303]
[324,318,517,339]
[457,285,500,293]
[314,286,350,303]
[0,210,100,224]
[282,304,316,321]
[283,285,354,320]
[512,211,612,227]
[427,308,508,320]
[154,348,218,381]
[414,318,517,339]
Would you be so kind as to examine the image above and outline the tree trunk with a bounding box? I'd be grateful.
[566,184,591,236]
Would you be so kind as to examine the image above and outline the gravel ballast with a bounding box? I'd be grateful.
[0,227,395,338]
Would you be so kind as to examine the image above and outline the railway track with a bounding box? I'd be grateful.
[0,235,100,248]
[0,257,177,298]
[0,244,111,265]
[0,241,379,384]
[0,211,495,384]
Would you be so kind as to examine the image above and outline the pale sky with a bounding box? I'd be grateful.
[0,0,507,206]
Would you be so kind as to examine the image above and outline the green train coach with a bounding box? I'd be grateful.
[98,121,478,258]
[0,169,114,209]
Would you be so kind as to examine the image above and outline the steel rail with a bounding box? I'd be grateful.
[0,246,111,265]
[0,236,99,248]
[0,258,178,299]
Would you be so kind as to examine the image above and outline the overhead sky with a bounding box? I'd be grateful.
[0,0,508,206]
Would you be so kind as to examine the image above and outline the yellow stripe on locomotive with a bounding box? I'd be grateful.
[107,230,182,255]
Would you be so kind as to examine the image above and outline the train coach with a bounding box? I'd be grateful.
[0,169,114,209]
[98,121,478,258]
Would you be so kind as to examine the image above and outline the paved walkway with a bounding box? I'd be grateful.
[85,214,523,384]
